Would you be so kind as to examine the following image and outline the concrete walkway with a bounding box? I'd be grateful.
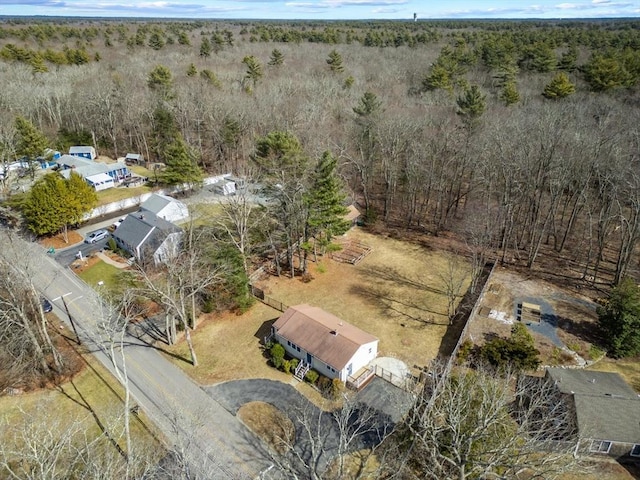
[95,251,129,269]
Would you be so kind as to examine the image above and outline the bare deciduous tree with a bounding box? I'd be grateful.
[385,362,583,480]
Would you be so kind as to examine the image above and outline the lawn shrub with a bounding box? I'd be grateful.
[283,360,291,374]
[457,339,474,361]
[270,343,285,369]
[290,358,299,372]
[588,344,604,361]
[304,369,319,384]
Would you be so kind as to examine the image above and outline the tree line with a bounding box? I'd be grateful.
[0,19,638,287]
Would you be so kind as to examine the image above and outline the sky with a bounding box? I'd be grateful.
[0,0,638,20]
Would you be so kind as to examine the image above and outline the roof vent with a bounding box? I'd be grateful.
[591,378,596,383]
[330,330,338,336]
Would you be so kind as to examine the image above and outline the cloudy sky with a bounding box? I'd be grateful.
[0,0,638,19]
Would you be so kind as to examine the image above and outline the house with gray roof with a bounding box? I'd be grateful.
[69,146,97,160]
[56,155,129,191]
[112,212,182,265]
[139,193,188,224]
[544,367,640,460]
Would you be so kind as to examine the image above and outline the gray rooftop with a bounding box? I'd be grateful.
[113,212,180,259]
[546,368,638,398]
[140,193,176,215]
[57,155,127,179]
[546,368,640,444]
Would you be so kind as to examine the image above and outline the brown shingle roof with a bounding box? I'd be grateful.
[273,304,378,370]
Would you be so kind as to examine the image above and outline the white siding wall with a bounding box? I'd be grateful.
[273,332,377,382]
[343,341,378,381]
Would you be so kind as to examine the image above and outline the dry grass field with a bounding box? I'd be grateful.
[256,228,471,370]
[0,346,160,458]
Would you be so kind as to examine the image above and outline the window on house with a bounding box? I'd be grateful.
[631,444,640,457]
[368,347,372,354]
[590,440,612,454]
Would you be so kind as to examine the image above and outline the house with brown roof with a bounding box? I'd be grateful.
[271,304,378,383]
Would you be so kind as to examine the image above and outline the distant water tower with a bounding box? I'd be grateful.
[414,13,417,22]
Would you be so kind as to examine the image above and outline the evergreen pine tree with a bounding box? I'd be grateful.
[242,55,263,90]
[597,277,640,358]
[326,49,344,73]
[456,84,486,122]
[305,151,350,243]
[500,81,520,106]
[268,48,284,67]
[199,37,212,58]
[161,136,204,187]
[147,65,174,100]
[543,72,576,99]
[14,115,49,179]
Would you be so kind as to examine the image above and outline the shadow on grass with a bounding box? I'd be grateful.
[254,318,278,345]
[350,282,445,325]
[52,331,159,458]
[56,380,127,460]
[437,262,494,359]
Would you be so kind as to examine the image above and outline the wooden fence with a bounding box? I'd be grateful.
[446,260,497,369]
[250,285,288,313]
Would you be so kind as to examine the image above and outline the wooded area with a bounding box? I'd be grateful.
[1,18,638,286]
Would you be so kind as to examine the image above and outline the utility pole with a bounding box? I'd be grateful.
[53,292,81,345]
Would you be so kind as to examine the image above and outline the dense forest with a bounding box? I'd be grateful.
[0,18,639,286]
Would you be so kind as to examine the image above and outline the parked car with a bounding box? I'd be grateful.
[41,297,53,313]
[84,229,109,244]
[111,217,125,230]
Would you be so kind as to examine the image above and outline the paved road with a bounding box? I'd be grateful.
[26,238,267,479]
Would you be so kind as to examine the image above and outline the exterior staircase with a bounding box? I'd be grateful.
[294,360,309,380]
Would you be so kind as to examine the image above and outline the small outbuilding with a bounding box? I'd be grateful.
[124,153,145,166]
[69,146,97,160]
[271,304,378,383]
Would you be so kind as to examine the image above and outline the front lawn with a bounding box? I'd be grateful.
[77,259,124,291]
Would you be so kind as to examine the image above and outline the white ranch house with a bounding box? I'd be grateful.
[271,304,378,383]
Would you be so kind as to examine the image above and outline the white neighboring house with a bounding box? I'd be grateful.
[112,212,183,265]
[271,304,379,383]
[57,155,130,190]
[139,193,189,224]
[85,173,115,191]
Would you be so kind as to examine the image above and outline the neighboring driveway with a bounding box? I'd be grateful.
[515,296,564,347]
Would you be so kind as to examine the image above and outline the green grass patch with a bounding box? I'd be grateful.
[183,203,224,227]
[77,260,122,291]
[129,165,154,178]
[96,184,154,206]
